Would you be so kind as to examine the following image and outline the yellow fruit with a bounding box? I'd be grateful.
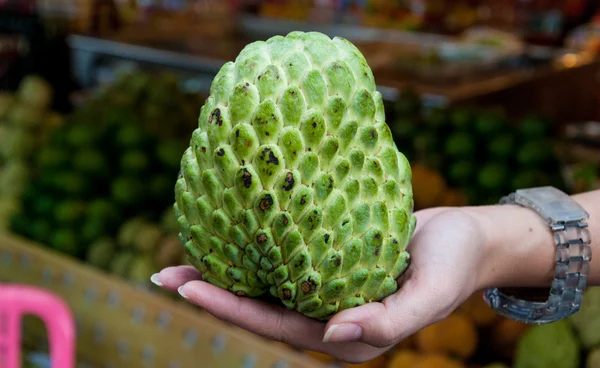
[387,350,421,368]
[411,164,447,209]
[414,354,466,368]
[491,317,531,358]
[440,189,469,207]
[416,314,478,359]
[395,334,417,350]
[345,355,387,368]
[304,350,337,363]
[457,291,499,327]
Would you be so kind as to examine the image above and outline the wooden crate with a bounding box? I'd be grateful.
[0,232,328,368]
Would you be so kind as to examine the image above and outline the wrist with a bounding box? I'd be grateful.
[464,204,556,291]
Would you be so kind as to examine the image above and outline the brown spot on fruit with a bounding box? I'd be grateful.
[282,288,292,300]
[235,130,240,137]
[259,194,274,211]
[211,108,223,126]
[300,195,306,205]
[283,172,294,191]
[374,247,380,256]
[301,279,317,293]
[256,233,268,244]
[324,234,330,243]
[217,149,225,157]
[201,147,206,153]
[282,214,289,226]
[235,290,247,296]
[241,168,252,188]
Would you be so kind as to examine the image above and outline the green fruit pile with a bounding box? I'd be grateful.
[390,91,566,205]
[86,210,185,290]
[9,72,197,258]
[0,76,65,229]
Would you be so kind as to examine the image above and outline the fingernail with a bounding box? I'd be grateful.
[150,273,163,287]
[178,286,189,299]
[322,324,363,343]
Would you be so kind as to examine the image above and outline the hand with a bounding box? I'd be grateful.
[152,207,489,363]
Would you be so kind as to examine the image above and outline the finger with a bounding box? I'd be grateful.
[178,280,327,350]
[323,274,456,348]
[152,266,202,292]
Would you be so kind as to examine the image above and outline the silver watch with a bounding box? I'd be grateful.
[483,186,592,324]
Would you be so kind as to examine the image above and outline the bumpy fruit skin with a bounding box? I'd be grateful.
[174,31,416,320]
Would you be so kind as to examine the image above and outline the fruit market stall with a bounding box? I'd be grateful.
[2,2,600,368]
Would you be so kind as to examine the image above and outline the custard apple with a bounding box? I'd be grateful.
[174,31,416,320]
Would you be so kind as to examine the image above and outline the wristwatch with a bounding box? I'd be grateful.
[483,186,592,324]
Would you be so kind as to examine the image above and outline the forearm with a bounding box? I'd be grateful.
[468,189,600,290]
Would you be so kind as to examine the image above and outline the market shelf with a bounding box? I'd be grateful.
[0,232,329,368]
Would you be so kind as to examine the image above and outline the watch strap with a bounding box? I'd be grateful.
[484,188,592,324]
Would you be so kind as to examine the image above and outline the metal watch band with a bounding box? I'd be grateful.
[483,192,592,324]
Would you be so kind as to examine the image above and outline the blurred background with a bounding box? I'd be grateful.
[1,1,600,368]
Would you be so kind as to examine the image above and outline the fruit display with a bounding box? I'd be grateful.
[0,76,65,229]
[174,31,415,320]
[85,208,186,290]
[9,71,200,259]
[389,90,567,208]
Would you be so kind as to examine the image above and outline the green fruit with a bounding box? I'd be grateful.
[0,92,16,117]
[86,238,117,269]
[474,110,506,138]
[109,251,135,278]
[81,218,110,245]
[514,320,578,368]
[118,217,147,248]
[129,255,157,284]
[517,140,552,166]
[449,107,474,129]
[111,177,144,206]
[0,128,36,159]
[0,161,30,197]
[174,31,416,320]
[519,115,548,137]
[116,124,148,149]
[8,104,44,128]
[18,75,53,110]
[66,124,97,148]
[448,160,475,185]
[488,134,515,160]
[511,171,540,190]
[134,223,164,252]
[30,220,51,243]
[54,200,86,225]
[51,172,87,197]
[73,149,109,176]
[445,132,475,158]
[37,146,69,170]
[87,199,119,222]
[120,151,150,172]
[50,229,79,256]
[477,163,508,191]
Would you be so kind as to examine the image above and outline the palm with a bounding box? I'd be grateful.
[154,207,486,363]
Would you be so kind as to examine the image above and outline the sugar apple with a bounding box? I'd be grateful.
[174,31,416,320]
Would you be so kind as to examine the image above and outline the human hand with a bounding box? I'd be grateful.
[152,207,490,363]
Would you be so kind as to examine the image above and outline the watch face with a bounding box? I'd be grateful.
[516,186,589,223]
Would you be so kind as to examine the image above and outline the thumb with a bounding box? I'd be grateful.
[322,276,455,348]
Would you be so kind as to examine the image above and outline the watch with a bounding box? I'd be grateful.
[483,186,592,324]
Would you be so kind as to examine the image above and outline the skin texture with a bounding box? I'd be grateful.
[152,189,600,363]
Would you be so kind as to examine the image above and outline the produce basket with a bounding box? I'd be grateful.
[0,232,327,368]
